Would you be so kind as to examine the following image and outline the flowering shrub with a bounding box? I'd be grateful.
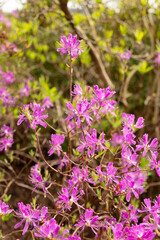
[1,31,160,240]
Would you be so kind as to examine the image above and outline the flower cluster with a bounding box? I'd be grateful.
[0,41,18,55]
[0,66,15,107]
[0,13,12,27]
[0,200,13,217]
[3,34,160,240]
[64,84,116,130]
[119,50,131,60]
[0,86,15,107]
[0,67,15,85]
[154,52,160,65]
[14,203,47,235]
[77,128,107,157]
[29,164,49,193]
[48,134,65,156]
[17,103,48,130]
[57,33,84,58]
[19,78,31,97]
[0,124,14,151]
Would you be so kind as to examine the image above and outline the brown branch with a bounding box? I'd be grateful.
[0,179,14,200]
[142,15,155,55]
[154,69,160,138]
[81,2,98,42]
[14,181,53,202]
[122,68,137,107]
[58,0,115,89]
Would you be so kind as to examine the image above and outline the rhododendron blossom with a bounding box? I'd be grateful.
[154,52,160,65]
[0,124,14,151]
[17,103,48,130]
[2,31,160,240]
[48,134,65,156]
[77,128,107,157]
[57,187,84,211]
[57,33,84,58]
[75,208,100,236]
[0,200,13,216]
[29,164,48,193]
[119,50,131,60]
[42,97,53,109]
[14,202,40,235]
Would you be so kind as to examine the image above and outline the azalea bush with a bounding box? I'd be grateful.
[3,0,160,134]
[0,31,160,240]
[7,0,160,139]
[1,0,160,239]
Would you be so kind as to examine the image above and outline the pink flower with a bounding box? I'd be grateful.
[0,200,13,216]
[68,166,88,186]
[75,208,100,236]
[122,204,138,224]
[29,164,48,193]
[58,153,69,169]
[35,218,68,239]
[69,234,81,240]
[0,14,12,27]
[0,125,14,138]
[136,134,158,158]
[17,103,48,130]
[12,10,19,18]
[112,223,125,240]
[127,224,156,240]
[120,172,146,202]
[119,50,131,60]
[14,202,40,235]
[57,33,84,58]
[42,97,53,109]
[48,134,65,156]
[111,133,124,147]
[92,85,116,117]
[154,52,160,65]
[72,84,82,101]
[0,86,15,107]
[0,136,13,151]
[57,187,84,211]
[122,113,144,129]
[77,128,107,157]
[19,84,30,97]
[64,100,92,128]
[1,71,15,85]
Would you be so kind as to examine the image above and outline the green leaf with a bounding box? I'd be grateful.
[26,50,36,60]
[2,212,13,222]
[97,189,101,200]
[91,10,101,21]
[9,151,14,163]
[29,149,34,156]
[73,148,80,156]
[86,202,91,208]
[134,29,145,42]
[3,194,12,202]
[131,198,139,209]
[31,197,37,209]
[120,25,127,35]
[105,30,113,39]
[137,61,153,74]
[72,214,77,224]
[140,157,150,169]
[74,13,86,25]
[44,170,50,181]
[80,48,91,67]
[141,0,147,6]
